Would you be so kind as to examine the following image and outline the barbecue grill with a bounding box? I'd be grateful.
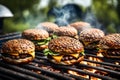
[0,32,120,80]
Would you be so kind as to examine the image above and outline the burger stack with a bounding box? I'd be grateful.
[98,33,120,58]
[1,21,120,65]
[22,29,50,51]
[1,39,35,64]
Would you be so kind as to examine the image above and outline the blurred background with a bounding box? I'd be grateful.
[0,0,120,34]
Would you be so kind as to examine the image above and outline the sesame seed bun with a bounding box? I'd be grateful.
[49,36,83,54]
[54,26,78,38]
[99,33,120,49]
[2,39,35,54]
[70,21,91,33]
[36,22,59,35]
[22,29,49,40]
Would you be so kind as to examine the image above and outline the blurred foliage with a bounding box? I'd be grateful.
[0,0,120,33]
[92,0,120,33]
[1,0,41,33]
[107,24,117,33]
[3,18,29,33]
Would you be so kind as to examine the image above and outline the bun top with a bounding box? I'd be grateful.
[48,36,84,54]
[22,29,49,40]
[36,22,59,33]
[54,26,77,37]
[70,21,91,32]
[79,28,105,42]
[1,39,35,54]
[98,33,120,49]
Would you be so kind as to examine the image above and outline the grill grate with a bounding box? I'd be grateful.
[0,32,120,80]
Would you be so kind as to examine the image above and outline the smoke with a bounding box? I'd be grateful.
[83,10,102,28]
[48,4,82,26]
[82,9,106,32]
[35,23,45,30]
[34,3,107,34]
[48,4,104,32]
[53,7,70,26]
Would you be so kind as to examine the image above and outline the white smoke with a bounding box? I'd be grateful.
[49,4,82,26]
[83,10,102,29]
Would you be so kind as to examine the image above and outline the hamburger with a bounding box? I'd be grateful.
[36,22,59,36]
[22,29,50,51]
[98,33,120,58]
[54,26,78,39]
[43,36,84,65]
[79,28,105,49]
[70,21,91,34]
[1,39,35,64]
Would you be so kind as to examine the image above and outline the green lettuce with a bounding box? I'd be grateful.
[81,51,85,56]
[43,48,59,56]
[33,34,58,46]
[32,37,51,45]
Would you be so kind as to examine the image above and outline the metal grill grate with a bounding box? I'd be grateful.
[0,32,120,80]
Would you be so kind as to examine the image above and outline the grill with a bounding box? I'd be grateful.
[0,32,120,80]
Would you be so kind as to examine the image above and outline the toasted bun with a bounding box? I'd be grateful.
[1,39,35,54]
[36,22,59,33]
[48,36,84,54]
[54,26,78,38]
[70,21,91,33]
[22,29,49,40]
[79,28,105,42]
[98,33,120,49]
[2,56,33,64]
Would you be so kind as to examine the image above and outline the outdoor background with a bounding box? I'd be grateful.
[0,0,120,34]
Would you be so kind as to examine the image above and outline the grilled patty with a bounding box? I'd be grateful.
[2,54,32,59]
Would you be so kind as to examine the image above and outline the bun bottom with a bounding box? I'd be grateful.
[2,56,34,64]
[103,53,120,58]
[35,45,48,51]
[99,49,120,59]
[48,56,84,65]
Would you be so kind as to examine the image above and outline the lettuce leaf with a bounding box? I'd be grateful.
[44,48,85,56]
[32,37,51,45]
[81,51,85,56]
[33,34,58,46]
[43,48,59,56]
[52,34,58,39]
